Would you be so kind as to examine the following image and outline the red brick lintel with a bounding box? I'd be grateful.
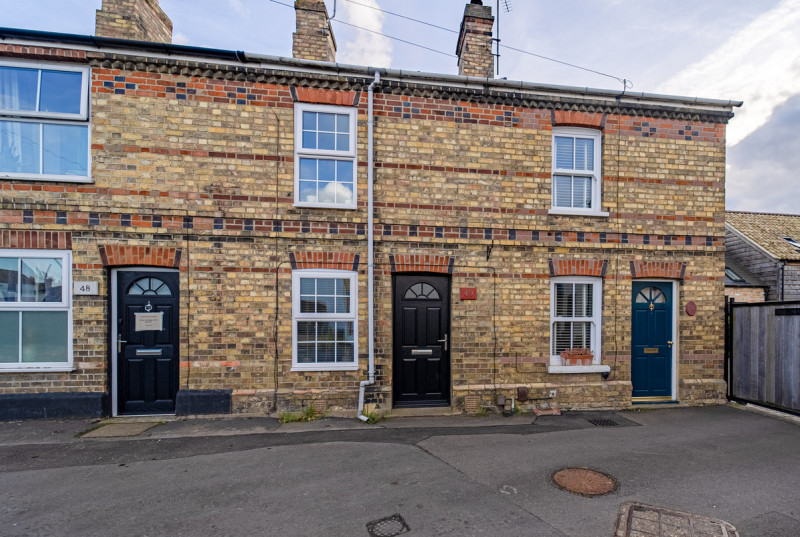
[290,251,360,271]
[389,254,454,274]
[553,110,605,130]
[98,245,181,268]
[292,86,359,107]
[549,258,608,277]
[0,230,72,250]
[630,260,686,280]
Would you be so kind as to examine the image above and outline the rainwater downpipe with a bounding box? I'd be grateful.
[358,70,381,422]
[780,261,786,301]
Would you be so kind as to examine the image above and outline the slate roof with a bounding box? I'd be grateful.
[726,211,800,261]
[724,253,766,287]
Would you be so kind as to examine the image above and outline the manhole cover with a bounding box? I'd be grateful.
[587,418,619,427]
[552,467,618,496]
[366,514,410,537]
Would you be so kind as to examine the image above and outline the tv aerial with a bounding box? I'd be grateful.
[494,0,512,76]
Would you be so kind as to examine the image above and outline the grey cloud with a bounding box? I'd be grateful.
[726,94,800,213]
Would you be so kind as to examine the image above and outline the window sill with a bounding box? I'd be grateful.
[547,364,611,374]
[291,365,359,372]
[0,367,75,373]
[548,208,609,218]
[293,202,357,210]
[0,173,93,183]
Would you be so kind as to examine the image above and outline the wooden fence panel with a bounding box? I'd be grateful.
[730,302,800,413]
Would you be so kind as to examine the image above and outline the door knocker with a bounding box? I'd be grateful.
[145,301,153,312]
[649,302,654,312]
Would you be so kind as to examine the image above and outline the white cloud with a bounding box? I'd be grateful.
[228,0,249,16]
[337,0,393,68]
[658,0,800,146]
[302,182,354,205]
[173,32,190,46]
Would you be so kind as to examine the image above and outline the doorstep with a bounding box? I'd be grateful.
[387,406,460,418]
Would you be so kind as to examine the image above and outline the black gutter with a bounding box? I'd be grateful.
[1,26,742,113]
[0,26,242,63]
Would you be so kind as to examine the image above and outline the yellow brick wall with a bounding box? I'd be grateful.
[0,49,730,412]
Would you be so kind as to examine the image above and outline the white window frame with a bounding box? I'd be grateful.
[548,127,607,217]
[293,102,357,209]
[0,60,91,183]
[547,276,609,374]
[0,249,73,372]
[291,269,358,371]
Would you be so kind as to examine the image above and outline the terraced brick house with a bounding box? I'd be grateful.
[0,0,740,419]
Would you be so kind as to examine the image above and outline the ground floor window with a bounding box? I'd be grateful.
[0,249,72,370]
[291,269,358,371]
[550,276,602,365]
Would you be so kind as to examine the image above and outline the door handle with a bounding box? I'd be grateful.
[438,334,448,351]
[667,340,673,348]
[118,338,127,354]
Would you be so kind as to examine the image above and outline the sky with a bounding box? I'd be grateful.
[2,0,799,214]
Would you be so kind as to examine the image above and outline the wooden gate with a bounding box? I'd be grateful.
[726,299,800,414]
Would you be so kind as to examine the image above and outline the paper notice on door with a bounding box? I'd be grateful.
[135,312,164,332]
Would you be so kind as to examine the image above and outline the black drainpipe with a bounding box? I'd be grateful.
[780,260,786,301]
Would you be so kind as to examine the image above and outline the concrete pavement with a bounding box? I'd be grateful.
[0,404,798,536]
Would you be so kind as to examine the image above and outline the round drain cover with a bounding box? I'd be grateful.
[552,467,617,496]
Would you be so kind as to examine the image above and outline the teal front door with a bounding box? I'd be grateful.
[631,282,673,399]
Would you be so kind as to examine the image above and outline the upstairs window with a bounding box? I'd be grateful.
[0,62,90,182]
[550,128,603,215]
[294,103,357,209]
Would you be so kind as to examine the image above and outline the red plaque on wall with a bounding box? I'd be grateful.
[685,301,697,316]
[460,287,477,300]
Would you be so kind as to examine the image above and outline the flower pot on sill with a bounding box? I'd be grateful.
[560,348,594,367]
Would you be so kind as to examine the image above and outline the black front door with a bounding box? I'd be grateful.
[393,274,451,407]
[116,271,179,414]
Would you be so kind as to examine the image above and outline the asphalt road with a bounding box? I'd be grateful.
[1,406,799,536]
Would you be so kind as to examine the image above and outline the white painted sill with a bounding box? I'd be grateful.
[0,367,75,373]
[293,202,357,210]
[547,364,611,374]
[291,365,359,372]
[0,173,93,183]
[548,208,610,217]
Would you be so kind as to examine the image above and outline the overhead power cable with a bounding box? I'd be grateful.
[343,0,457,34]
[265,0,629,86]
[340,0,630,86]
[331,19,455,57]
[265,0,454,56]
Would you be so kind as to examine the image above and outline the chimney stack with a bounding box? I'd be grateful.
[456,0,495,78]
[293,0,337,63]
[95,0,172,43]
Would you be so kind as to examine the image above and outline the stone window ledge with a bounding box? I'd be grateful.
[547,364,611,374]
